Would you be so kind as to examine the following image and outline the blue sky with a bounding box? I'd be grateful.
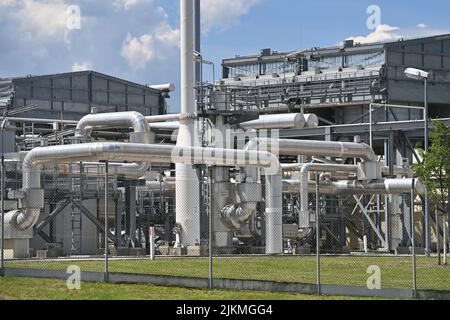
[0,0,449,112]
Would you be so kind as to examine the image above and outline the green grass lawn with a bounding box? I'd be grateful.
[5,256,450,291]
[0,277,380,300]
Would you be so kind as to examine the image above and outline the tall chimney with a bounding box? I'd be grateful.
[175,0,201,247]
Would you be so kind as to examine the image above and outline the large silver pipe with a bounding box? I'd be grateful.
[76,111,152,143]
[244,137,377,251]
[283,178,425,195]
[382,166,413,177]
[75,111,153,178]
[146,114,181,123]
[148,121,180,131]
[304,114,319,128]
[149,83,176,92]
[247,138,377,162]
[176,0,201,247]
[283,163,411,177]
[298,163,359,236]
[281,163,359,173]
[5,142,278,232]
[239,113,306,130]
[244,140,283,254]
[265,170,283,254]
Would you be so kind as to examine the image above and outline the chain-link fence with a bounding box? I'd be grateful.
[1,160,449,299]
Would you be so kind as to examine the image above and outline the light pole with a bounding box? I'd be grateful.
[404,67,431,257]
[0,116,7,276]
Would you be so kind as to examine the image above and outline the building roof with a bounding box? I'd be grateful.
[0,79,13,108]
[2,70,161,94]
[222,33,450,66]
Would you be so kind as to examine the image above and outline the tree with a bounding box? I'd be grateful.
[414,120,449,264]
[414,120,450,214]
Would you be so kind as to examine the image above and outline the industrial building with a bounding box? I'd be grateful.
[1,1,448,260]
[220,34,450,252]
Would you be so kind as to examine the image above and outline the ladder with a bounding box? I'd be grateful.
[200,167,212,246]
[69,163,84,255]
[70,202,82,255]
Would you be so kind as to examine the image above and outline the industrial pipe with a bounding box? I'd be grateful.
[176,0,201,247]
[75,111,153,178]
[149,83,176,92]
[5,142,279,232]
[76,111,152,143]
[239,113,306,130]
[246,138,377,163]
[282,178,425,195]
[146,114,181,123]
[298,163,360,236]
[304,114,319,128]
[244,137,378,250]
[148,121,181,131]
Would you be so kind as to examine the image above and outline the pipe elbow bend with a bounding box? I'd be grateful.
[361,143,377,162]
[4,208,41,231]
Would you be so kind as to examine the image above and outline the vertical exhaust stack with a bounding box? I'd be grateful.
[175,0,201,247]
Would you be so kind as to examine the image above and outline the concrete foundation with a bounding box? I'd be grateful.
[109,247,146,257]
[159,246,188,256]
[3,239,30,259]
[395,246,426,255]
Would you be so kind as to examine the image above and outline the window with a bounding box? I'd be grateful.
[344,52,385,68]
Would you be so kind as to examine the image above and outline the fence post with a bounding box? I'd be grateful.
[208,167,213,291]
[0,150,4,277]
[104,161,109,283]
[149,227,155,261]
[316,174,321,295]
[411,178,417,298]
[436,210,441,266]
[444,215,448,266]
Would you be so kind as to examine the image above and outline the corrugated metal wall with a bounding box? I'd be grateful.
[11,71,165,120]
[387,37,450,105]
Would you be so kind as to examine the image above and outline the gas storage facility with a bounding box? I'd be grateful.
[1,0,450,260]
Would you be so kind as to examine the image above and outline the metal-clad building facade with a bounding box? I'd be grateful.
[0,71,167,120]
[221,34,450,122]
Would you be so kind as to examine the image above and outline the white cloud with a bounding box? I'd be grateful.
[121,19,179,70]
[0,0,15,6]
[6,0,74,39]
[201,0,262,33]
[72,62,93,72]
[347,24,401,44]
[113,0,146,10]
[121,34,154,70]
[347,24,450,45]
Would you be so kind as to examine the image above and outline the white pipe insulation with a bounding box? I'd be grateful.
[4,142,279,232]
[176,0,201,247]
[298,163,359,236]
[304,114,319,128]
[76,111,152,143]
[239,113,306,130]
[282,178,424,195]
[146,114,181,123]
[148,121,181,131]
[149,83,176,92]
[244,137,378,245]
[146,113,317,132]
[246,138,377,162]
[75,111,153,178]
[239,113,319,131]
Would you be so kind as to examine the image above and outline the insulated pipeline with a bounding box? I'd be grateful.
[6,142,279,231]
